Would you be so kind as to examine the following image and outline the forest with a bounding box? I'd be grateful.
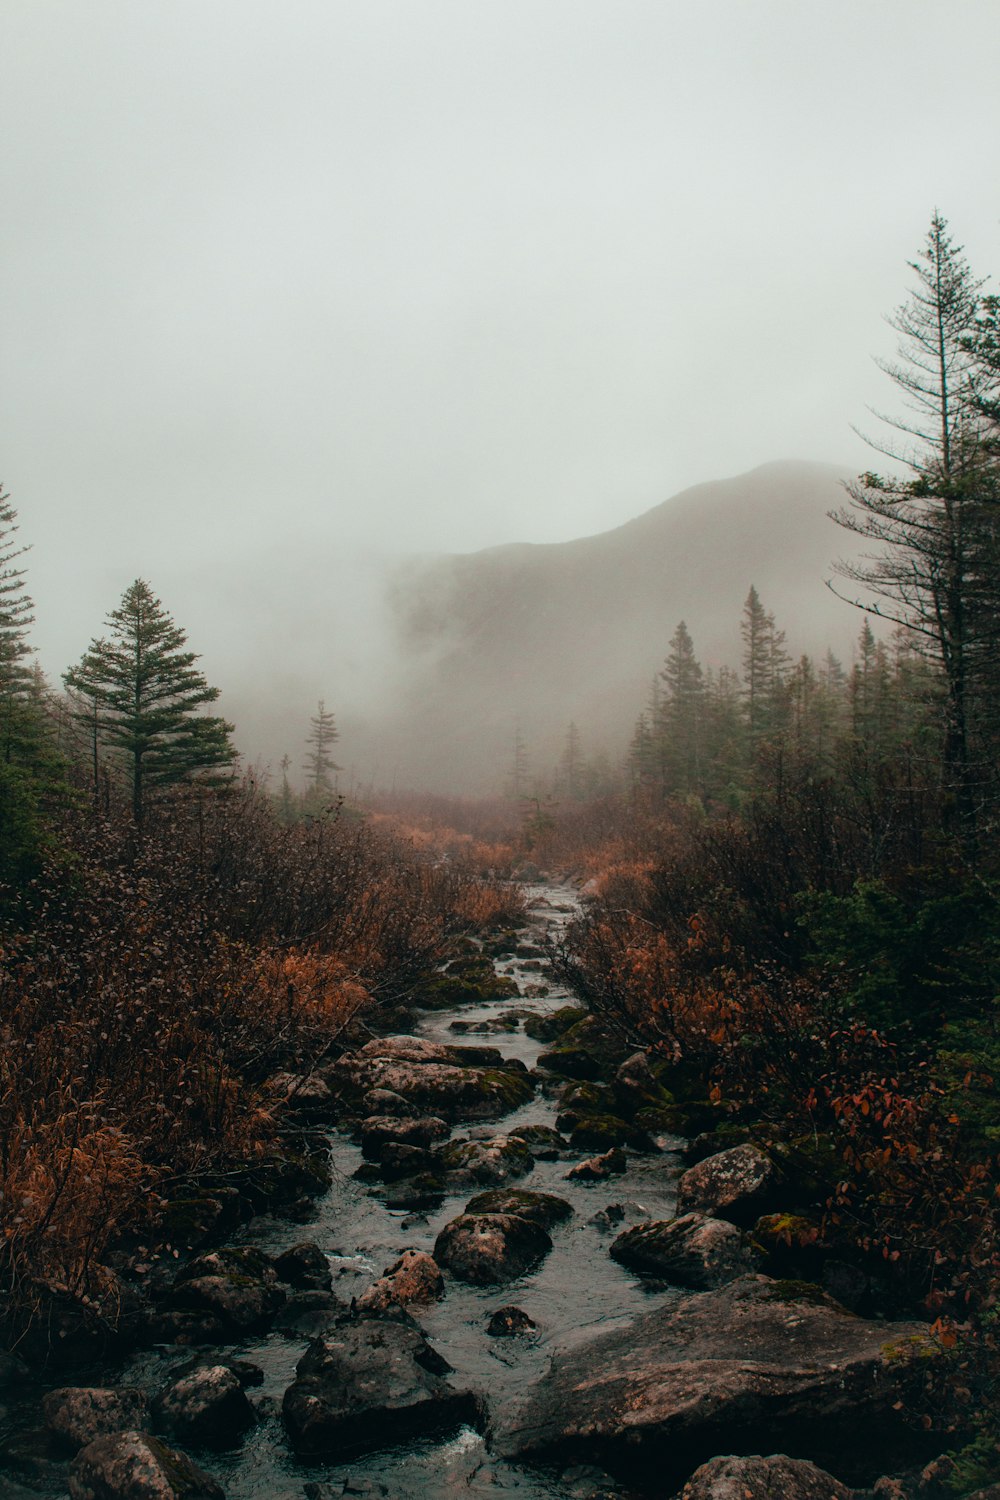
[3,214,1000,1499]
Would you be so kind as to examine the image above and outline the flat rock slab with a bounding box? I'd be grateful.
[283,1315,480,1459]
[68,1430,224,1500]
[503,1274,939,1488]
[678,1453,856,1498]
[435,1212,553,1284]
[610,1212,753,1289]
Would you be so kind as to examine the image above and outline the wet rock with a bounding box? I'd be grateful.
[536,1015,630,1081]
[435,1134,535,1186]
[269,1071,338,1121]
[503,1275,942,1487]
[43,1387,150,1452]
[589,1201,651,1232]
[360,1087,422,1118]
[449,1014,521,1033]
[143,1310,228,1346]
[434,1212,553,1284]
[275,1290,344,1339]
[487,1306,537,1337]
[355,1250,444,1313]
[568,1115,654,1153]
[274,1241,332,1290]
[376,1142,437,1181]
[68,1429,225,1499]
[610,1213,755,1289]
[676,1143,784,1227]
[522,1005,587,1041]
[508,1123,566,1159]
[333,1036,534,1121]
[678,1454,856,1498]
[378,1173,446,1211]
[153,1365,256,1446]
[565,1147,627,1182]
[465,1188,573,1230]
[166,1247,285,1335]
[282,1316,481,1459]
[359,1114,450,1160]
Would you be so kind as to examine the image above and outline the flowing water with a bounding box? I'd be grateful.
[7,881,686,1499]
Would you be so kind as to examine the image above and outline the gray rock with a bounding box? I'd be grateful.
[166,1247,285,1335]
[435,1134,535,1187]
[678,1454,856,1498]
[282,1316,480,1459]
[434,1212,552,1284]
[503,1274,942,1487]
[333,1037,533,1121]
[465,1188,573,1230]
[676,1143,783,1226]
[153,1365,256,1446]
[68,1429,225,1499]
[610,1212,754,1288]
[565,1147,627,1182]
[275,1289,344,1339]
[487,1306,537,1336]
[355,1250,444,1313]
[359,1114,449,1160]
[274,1241,332,1290]
[43,1386,149,1452]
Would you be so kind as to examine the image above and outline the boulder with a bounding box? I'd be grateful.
[487,1306,537,1337]
[434,1212,553,1284]
[43,1387,149,1452]
[565,1147,627,1182]
[68,1430,224,1499]
[678,1454,856,1498]
[269,1071,337,1120]
[360,1087,423,1117]
[333,1037,533,1121]
[153,1365,256,1446]
[610,1213,754,1289]
[355,1250,444,1313]
[165,1247,285,1335]
[503,1274,942,1488]
[465,1188,573,1231]
[676,1144,784,1226]
[507,1123,566,1159]
[282,1316,481,1459]
[359,1114,450,1160]
[273,1241,332,1290]
[435,1134,535,1187]
[275,1290,344,1339]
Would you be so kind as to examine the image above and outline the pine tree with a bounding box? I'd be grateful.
[659,620,705,796]
[741,586,788,743]
[0,487,37,764]
[65,579,236,827]
[303,700,340,801]
[831,214,999,834]
[505,722,530,801]
[557,721,584,801]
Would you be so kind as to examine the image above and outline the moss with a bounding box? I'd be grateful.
[480,1068,535,1110]
[880,1332,941,1364]
[523,1005,587,1042]
[760,1278,831,1306]
[633,1103,683,1133]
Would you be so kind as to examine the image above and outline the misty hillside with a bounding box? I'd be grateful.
[374,460,865,791]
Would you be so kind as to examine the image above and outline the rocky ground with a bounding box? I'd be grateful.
[0,880,977,1500]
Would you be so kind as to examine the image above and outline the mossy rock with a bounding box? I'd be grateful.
[568,1114,655,1153]
[537,1016,631,1082]
[416,972,520,1009]
[479,1068,535,1113]
[633,1103,683,1134]
[559,1080,614,1112]
[751,1213,825,1277]
[523,1005,587,1042]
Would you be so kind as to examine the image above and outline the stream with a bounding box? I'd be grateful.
[8,880,687,1499]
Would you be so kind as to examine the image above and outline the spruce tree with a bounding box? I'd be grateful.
[65,579,236,827]
[831,214,999,834]
[303,700,340,801]
[660,620,705,796]
[0,487,37,763]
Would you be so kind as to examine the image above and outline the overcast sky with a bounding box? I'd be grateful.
[3,0,999,728]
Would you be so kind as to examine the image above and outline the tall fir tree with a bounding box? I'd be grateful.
[65,579,236,827]
[303,700,340,802]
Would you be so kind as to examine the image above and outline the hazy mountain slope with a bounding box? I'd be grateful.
[367,460,866,792]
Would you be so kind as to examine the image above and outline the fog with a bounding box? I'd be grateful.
[2,2,999,789]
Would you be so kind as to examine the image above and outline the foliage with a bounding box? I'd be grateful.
[64,578,237,826]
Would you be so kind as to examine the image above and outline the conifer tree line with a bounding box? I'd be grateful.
[626,590,937,809]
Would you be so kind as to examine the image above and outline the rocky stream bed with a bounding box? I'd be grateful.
[0,881,967,1500]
